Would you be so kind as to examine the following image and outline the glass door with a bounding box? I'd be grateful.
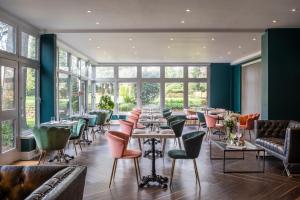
[0,58,18,157]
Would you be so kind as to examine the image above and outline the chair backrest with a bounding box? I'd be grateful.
[33,127,70,151]
[162,108,170,113]
[166,115,178,126]
[182,131,205,158]
[163,111,172,118]
[170,119,185,138]
[204,114,217,128]
[105,110,113,123]
[128,114,138,128]
[119,120,134,136]
[197,112,205,123]
[94,111,108,125]
[72,119,86,138]
[88,116,97,126]
[107,131,129,158]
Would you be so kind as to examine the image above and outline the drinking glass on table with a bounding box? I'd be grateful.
[236,131,242,143]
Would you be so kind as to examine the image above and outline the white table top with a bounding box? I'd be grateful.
[40,120,78,128]
[132,129,175,138]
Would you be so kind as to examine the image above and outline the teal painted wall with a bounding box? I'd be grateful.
[40,34,57,123]
[261,28,300,120]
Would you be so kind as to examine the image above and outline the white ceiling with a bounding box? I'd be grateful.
[0,0,299,63]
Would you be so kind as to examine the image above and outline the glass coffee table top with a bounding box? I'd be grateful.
[212,140,263,151]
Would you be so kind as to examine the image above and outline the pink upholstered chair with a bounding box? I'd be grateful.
[107,131,142,188]
[119,119,134,137]
[132,108,142,114]
[128,114,145,129]
[204,114,225,139]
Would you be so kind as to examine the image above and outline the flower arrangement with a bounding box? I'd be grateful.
[224,115,237,133]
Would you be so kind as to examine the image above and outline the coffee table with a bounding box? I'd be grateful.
[210,140,265,173]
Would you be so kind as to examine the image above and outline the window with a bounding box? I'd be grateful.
[165,66,183,78]
[21,32,38,60]
[80,60,87,77]
[141,82,160,107]
[0,65,15,110]
[58,73,70,119]
[95,82,114,109]
[71,56,79,76]
[1,120,15,152]
[142,66,160,78]
[118,83,136,112]
[0,21,15,53]
[188,82,207,108]
[165,83,184,111]
[88,64,93,79]
[58,49,68,71]
[96,67,114,79]
[21,67,37,132]
[188,66,207,78]
[71,77,79,114]
[87,81,92,111]
[119,66,137,78]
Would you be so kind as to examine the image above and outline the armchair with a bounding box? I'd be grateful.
[239,113,260,141]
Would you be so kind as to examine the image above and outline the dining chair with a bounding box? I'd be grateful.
[162,108,171,113]
[163,111,172,118]
[196,112,207,130]
[119,119,134,137]
[33,127,71,164]
[104,110,113,131]
[170,119,185,149]
[204,114,225,140]
[107,131,142,188]
[160,115,179,129]
[128,114,145,129]
[168,131,205,187]
[88,116,97,141]
[69,119,86,155]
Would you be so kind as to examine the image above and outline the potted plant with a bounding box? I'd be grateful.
[98,95,114,111]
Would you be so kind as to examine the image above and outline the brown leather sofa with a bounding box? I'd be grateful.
[0,165,87,200]
[255,120,300,176]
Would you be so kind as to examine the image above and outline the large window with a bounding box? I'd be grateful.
[58,49,68,71]
[71,77,79,114]
[165,66,183,78]
[142,66,160,78]
[119,66,137,78]
[80,60,87,77]
[165,83,184,111]
[188,83,207,107]
[95,82,114,109]
[87,81,92,111]
[141,82,160,107]
[118,83,136,112]
[1,120,15,152]
[21,32,38,60]
[71,56,79,76]
[58,73,70,119]
[0,21,15,54]
[96,67,114,79]
[0,65,15,110]
[188,66,207,78]
[21,67,37,132]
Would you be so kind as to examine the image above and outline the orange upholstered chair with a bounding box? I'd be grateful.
[204,114,225,139]
[239,113,260,141]
[107,131,142,188]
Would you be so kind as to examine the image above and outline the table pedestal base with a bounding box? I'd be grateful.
[139,175,168,188]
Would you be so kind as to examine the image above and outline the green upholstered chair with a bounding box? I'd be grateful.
[88,115,97,141]
[163,111,172,118]
[104,110,113,130]
[33,126,71,164]
[160,115,179,129]
[196,112,207,130]
[170,119,185,149]
[168,131,206,187]
[69,119,85,155]
[89,111,108,133]
[162,108,170,113]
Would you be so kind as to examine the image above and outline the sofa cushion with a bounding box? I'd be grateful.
[256,137,285,155]
[287,120,300,128]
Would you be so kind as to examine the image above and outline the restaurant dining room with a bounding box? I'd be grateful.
[1,0,300,200]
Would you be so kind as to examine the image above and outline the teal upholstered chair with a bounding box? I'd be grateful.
[160,115,179,129]
[90,111,108,133]
[88,115,97,141]
[69,119,85,155]
[162,108,170,113]
[104,110,113,130]
[163,111,172,118]
[196,112,207,130]
[168,131,206,187]
[33,127,71,164]
[170,119,185,149]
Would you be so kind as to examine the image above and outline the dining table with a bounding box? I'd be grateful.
[40,120,78,162]
[132,128,175,189]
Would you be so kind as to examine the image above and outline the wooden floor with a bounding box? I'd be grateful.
[35,125,300,200]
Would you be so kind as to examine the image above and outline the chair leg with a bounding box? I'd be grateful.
[283,162,291,177]
[178,138,182,150]
[133,158,139,186]
[193,159,200,186]
[249,130,252,141]
[42,151,47,163]
[78,140,83,152]
[109,159,117,188]
[170,159,176,187]
[38,151,44,165]
[138,138,142,150]
[162,138,167,156]
[136,158,142,180]
[73,140,77,156]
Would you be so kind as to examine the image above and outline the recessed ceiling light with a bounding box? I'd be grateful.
[129,38,133,41]
[167,46,171,49]
[96,22,100,25]
[186,9,191,13]
[87,10,92,13]
[272,19,278,23]
[238,45,242,49]
[227,51,231,55]
[211,37,215,41]
[170,38,174,41]
[291,8,297,12]
[132,46,135,49]
[97,46,100,49]
[180,20,185,24]
[202,45,206,49]
[252,37,257,41]
[88,38,92,41]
